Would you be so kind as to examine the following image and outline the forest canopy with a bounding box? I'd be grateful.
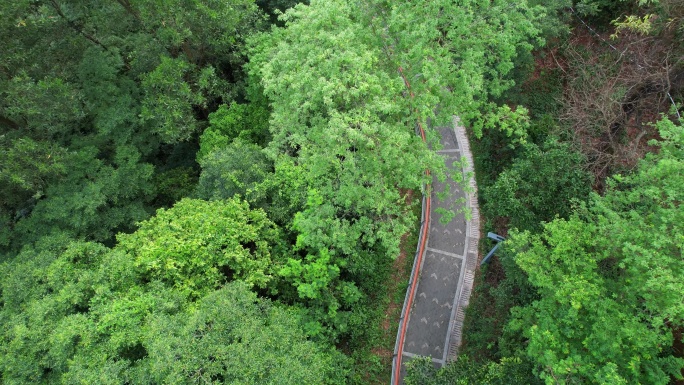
[1,0,682,384]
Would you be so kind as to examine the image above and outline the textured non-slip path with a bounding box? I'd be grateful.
[392,117,480,384]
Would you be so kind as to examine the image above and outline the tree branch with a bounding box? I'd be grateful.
[47,0,109,51]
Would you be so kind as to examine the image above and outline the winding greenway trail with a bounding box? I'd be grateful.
[392,117,480,384]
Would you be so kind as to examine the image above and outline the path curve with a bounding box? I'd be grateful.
[391,117,480,384]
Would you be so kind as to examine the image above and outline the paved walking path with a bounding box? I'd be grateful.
[392,117,480,384]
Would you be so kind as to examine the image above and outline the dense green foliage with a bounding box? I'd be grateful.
[0,0,351,382]
[2,0,682,383]
[483,141,592,232]
[0,200,344,384]
[117,198,284,296]
[0,0,264,252]
[506,118,684,384]
[405,355,542,385]
[408,0,683,383]
[249,0,439,338]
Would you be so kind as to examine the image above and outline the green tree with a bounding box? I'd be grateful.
[1,209,340,383]
[143,282,347,385]
[0,0,265,253]
[376,0,544,137]
[0,237,111,383]
[139,57,205,143]
[13,145,154,246]
[197,100,271,161]
[249,0,441,337]
[405,355,542,385]
[117,198,284,297]
[197,139,273,203]
[506,117,684,384]
[0,135,61,214]
[483,141,592,232]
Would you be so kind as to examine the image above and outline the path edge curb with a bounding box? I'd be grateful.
[446,116,480,361]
